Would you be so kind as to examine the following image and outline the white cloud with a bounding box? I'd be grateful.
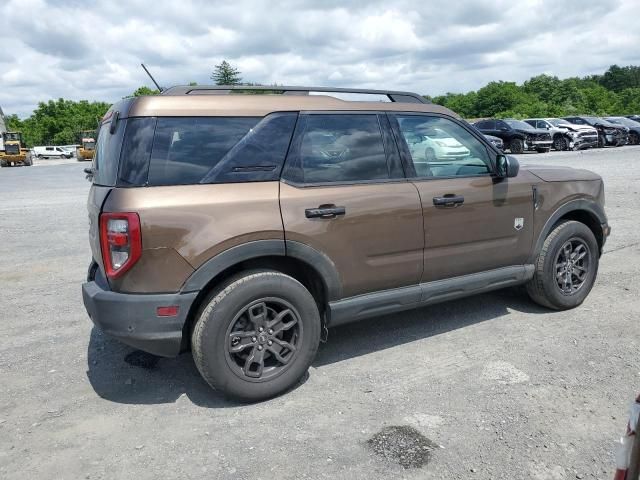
[0,0,639,116]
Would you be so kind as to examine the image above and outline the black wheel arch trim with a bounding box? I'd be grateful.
[530,199,607,263]
[180,239,342,301]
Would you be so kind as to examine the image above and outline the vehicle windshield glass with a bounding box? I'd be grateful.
[608,117,635,127]
[584,116,614,126]
[84,141,95,149]
[505,120,532,129]
[547,118,565,126]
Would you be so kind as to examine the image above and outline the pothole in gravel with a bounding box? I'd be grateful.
[367,425,438,469]
[124,350,160,370]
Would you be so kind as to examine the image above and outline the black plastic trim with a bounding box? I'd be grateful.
[285,240,342,301]
[530,199,608,262]
[82,281,198,357]
[181,240,285,292]
[328,265,534,327]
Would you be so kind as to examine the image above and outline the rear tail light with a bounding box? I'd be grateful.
[99,212,142,279]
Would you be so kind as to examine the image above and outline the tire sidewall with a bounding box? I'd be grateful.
[193,272,320,401]
[510,138,524,154]
[539,222,599,309]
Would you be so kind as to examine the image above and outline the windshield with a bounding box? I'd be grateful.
[607,117,636,127]
[583,116,616,127]
[505,120,532,130]
[547,118,566,127]
[84,141,96,149]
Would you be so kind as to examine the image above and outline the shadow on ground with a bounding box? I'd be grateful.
[86,287,548,407]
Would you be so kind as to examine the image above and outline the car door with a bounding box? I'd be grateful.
[279,113,424,299]
[389,113,534,283]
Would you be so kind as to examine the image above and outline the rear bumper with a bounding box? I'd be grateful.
[82,280,198,357]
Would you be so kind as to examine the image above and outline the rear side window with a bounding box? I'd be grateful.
[147,117,259,185]
[199,113,297,184]
[284,114,390,184]
[93,119,126,187]
[118,117,155,186]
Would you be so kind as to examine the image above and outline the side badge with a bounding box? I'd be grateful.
[514,217,524,231]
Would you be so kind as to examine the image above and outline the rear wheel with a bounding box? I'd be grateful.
[509,138,524,154]
[23,153,32,166]
[526,220,599,310]
[192,271,321,402]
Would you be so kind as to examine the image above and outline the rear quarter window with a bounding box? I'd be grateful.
[92,119,126,187]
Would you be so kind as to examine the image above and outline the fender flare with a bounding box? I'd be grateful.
[180,239,342,301]
[529,199,607,263]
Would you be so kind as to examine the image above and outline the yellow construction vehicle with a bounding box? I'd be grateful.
[0,131,32,167]
[75,130,96,161]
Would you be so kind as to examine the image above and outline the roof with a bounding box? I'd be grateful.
[124,93,457,118]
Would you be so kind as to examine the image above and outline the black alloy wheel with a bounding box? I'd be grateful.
[225,298,302,381]
[554,238,591,295]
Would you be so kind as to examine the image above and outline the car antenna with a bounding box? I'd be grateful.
[141,63,164,92]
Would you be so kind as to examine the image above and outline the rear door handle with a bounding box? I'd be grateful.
[305,205,346,219]
[433,195,465,207]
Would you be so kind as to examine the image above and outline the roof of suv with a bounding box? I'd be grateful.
[116,85,459,119]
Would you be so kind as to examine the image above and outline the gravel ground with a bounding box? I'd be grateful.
[0,147,638,479]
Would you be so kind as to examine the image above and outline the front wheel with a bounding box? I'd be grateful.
[509,138,524,154]
[192,271,321,402]
[629,132,639,145]
[526,220,599,310]
[553,135,567,151]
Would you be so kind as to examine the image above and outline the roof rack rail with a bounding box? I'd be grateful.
[161,85,429,104]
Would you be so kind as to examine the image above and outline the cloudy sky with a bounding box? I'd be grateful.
[2,0,640,117]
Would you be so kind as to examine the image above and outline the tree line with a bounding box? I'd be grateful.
[430,65,640,119]
[5,63,640,147]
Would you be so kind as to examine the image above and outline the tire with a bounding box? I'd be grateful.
[536,147,550,153]
[597,133,606,148]
[23,153,32,166]
[0,159,7,168]
[192,270,321,402]
[630,132,639,145]
[553,135,567,151]
[36,154,42,159]
[509,138,524,154]
[526,220,599,310]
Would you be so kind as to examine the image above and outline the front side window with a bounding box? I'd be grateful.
[285,114,390,184]
[394,115,492,178]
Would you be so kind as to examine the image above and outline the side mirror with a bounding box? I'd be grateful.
[495,154,519,178]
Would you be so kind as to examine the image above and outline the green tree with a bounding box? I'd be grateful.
[211,60,242,85]
[130,86,160,97]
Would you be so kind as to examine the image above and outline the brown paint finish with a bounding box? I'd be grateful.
[413,173,536,282]
[103,182,284,292]
[279,181,424,298]
[125,95,458,119]
[110,247,195,293]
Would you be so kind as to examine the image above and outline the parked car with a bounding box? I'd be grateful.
[484,134,504,150]
[544,118,598,150]
[404,126,471,169]
[625,115,640,124]
[474,119,552,153]
[82,85,609,401]
[524,118,598,151]
[32,145,73,159]
[604,117,640,145]
[563,116,628,147]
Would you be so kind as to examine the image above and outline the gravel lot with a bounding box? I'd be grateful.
[0,147,638,479]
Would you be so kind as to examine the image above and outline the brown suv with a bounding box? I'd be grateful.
[82,86,610,401]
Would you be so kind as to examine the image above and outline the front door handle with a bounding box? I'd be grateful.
[433,194,465,207]
[305,205,346,219]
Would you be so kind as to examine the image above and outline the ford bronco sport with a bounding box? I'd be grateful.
[82,86,610,401]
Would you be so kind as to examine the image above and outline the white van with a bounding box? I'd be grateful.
[33,146,73,159]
